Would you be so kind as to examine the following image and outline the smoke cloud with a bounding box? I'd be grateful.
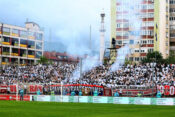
[111,0,142,72]
[0,0,110,56]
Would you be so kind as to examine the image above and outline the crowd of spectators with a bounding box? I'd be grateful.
[0,63,175,88]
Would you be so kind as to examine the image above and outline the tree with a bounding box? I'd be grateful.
[38,56,48,64]
[125,59,133,65]
[142,51,163,63]
[164,51,175,64]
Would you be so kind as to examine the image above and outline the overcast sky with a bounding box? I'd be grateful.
[0,0,110,55]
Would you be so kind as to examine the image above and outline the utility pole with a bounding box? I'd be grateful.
[0,23,3,70]
[49,28,52,63]
[89,25,92,50]
[79,57,83,84]
[100,10,105,63]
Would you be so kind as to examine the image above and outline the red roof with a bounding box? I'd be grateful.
[44,51,79,62]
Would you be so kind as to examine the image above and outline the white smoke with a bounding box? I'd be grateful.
[111,0,142,72]
[111,45,130,71]
[70,55,100,82]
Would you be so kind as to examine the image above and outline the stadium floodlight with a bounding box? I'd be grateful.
[61,81,63,102]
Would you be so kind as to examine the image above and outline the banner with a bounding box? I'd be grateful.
[134,98,151,105]
[37,95,50,102]
[69,96,79,102]
[29,85,43,93]
[79,96,89,103]
[0,95,30,101]
[29,95,175,106]
[107,97,114,103]
[156,98,174,105]
[55,96,62,102]
[157,85,175,96]
[113,97,130,104]
[93,96,108,103]
[62,96,69,102]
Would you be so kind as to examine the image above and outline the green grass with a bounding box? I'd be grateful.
[0,101,175,117]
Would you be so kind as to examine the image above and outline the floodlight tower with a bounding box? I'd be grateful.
[100,10,105,63]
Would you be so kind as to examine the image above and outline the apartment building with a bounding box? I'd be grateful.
[0,22,44,65]
[110,0,169,62]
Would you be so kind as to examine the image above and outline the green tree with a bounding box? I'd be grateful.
[125,59,133,65]
[142,51,163,63]
[164,51,175,64]
[38,56,48,64]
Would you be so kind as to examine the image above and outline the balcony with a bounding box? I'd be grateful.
[2,52,10,55]
[14,43,19,46]
[170,38,175,42]
[31,46,35,49]
[170,46,175,50]
[22,54,27,57]
[20,44,27,48]
[28,36,35,39]
[11,33,19,37]
[3,32,10,35]
[28,45,35,49]
[11,53,19,56]
[28,55,35,58]
[1,62,7,65]
[20,64,27,66]
[2,42,10,45]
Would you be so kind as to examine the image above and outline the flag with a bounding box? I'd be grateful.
[1,23,3,34]
[54,70,59,77]
[156,23,158,29]
[155,33,157,41]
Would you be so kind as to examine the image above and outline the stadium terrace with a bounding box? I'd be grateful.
[0,63,175,97]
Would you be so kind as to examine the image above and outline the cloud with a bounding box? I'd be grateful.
[0,0,110,56]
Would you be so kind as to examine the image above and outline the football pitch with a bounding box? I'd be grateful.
[0,101,175,117]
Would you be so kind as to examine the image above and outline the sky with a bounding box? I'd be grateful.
[0,0,110,56]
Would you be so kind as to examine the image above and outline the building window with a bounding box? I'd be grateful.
[169,17,175,21]
[3,27,10,35]
[36,33,43,41]
[170,8,175,12]
[166,7,169,12]
[129,57,133,61]
[20,39,27,46]
[12,29,19,37]
[170,33,175,37]
[135,57,140,61]
[36,42,42,50]
[116,32,129,37]
[28,31,35,39]
[28,40,35,49]
[135,50,139,53]
[142,21,154,27]
[170,25,175,29]
[166,42,169,46]
[28,50,35,56]
[129,40,134,44]
[36,51,42,58]
[11,38,19,46]
[142,50,144,53]
[0,26,2,34]
[141,40,147,44]
[170,0,175,4]
[166,32,169,38]
[2,36,10,43]
[148,48,154,52]
[147,40,154,44]
[141,30,153,36]
[20,30,27,38]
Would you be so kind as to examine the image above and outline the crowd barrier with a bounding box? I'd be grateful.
[31,95,175,106]
[0,95,30,101]
[1,85,175,97]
